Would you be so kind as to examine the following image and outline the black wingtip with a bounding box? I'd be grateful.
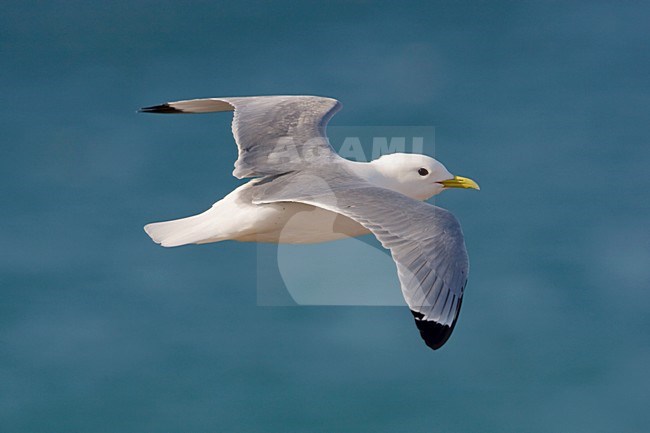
[410,309,457,351]
[139,103,184,114]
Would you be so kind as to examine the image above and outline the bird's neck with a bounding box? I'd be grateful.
[344,159,405,195]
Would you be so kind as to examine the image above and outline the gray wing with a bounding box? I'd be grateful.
[252,170,469,350]
[140,95,342,179]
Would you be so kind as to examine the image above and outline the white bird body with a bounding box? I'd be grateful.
[141,95,480,350]
[144,155,455,246]
[145,180,370,246]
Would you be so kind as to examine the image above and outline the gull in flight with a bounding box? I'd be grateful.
[141,96,479,350]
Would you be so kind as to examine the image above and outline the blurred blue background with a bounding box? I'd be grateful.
[2,1,649,432]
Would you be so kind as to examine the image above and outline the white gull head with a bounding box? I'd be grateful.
[364,153,479,201]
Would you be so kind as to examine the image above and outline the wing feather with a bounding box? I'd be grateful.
[140,95,342,179]
[251,170,470,350]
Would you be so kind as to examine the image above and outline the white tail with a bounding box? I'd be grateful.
[144,207,223,247]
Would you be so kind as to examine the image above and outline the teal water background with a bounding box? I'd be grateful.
[2,1,649,432]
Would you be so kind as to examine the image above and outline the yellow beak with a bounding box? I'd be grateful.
[438,176,480,190]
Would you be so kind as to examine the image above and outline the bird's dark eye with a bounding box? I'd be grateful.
[418,168,429,176]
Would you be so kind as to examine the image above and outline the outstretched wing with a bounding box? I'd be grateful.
[140,96,342,179]
[252,170,469,350]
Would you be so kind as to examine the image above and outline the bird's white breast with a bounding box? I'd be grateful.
[216,182,370,244]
